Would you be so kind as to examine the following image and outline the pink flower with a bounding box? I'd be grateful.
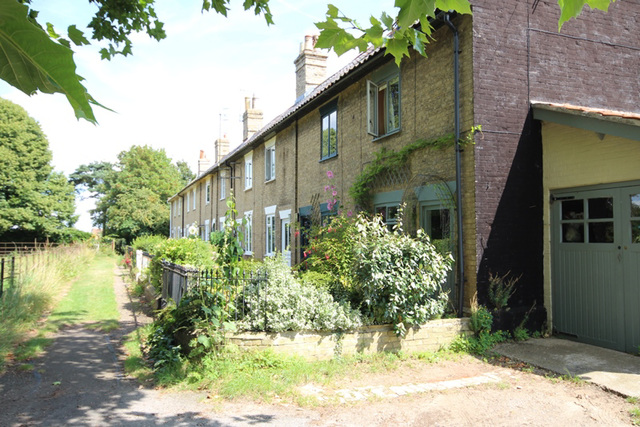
[324,185,330,192]
[347,210,353,217]
[326,170,334,179]
[332,190,338,197]
[325,254,330,260]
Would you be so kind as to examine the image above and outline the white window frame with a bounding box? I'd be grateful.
[244,151,253,190]
[265,138,276,182]
[186,192,190,212]
[205,181,211,205]
[178,198,181,216]
[204,219,210,241]
[367,68,401,138]
[244,211,253,255]
[219,216,225,231]
[192,188,196,210]
[279,209,292,266]
[220,170,227,200]
[265,205,277,256]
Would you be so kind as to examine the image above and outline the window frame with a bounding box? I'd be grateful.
[186,192,190,212]
[244,211,253,255]
[320,99,338,161]
[244,151,253,190]
[192,188,196,210]
[367,63,401,138]
[265,138,276,182]
[220,170,227,200]
[205,181,211,204]
[265,205,277,256]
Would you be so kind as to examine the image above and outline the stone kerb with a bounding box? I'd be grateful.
[227,318,470,360]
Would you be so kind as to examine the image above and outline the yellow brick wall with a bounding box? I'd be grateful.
[542,121,640,327]
[227,318,470,361]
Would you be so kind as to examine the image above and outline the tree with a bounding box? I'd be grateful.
[0,97,77,241]
[71,145,192,243]
[0,0,615,123]
[69,160,115,232]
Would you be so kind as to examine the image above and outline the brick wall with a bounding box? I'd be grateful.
[228,318,470,361]
[470,0,638,325]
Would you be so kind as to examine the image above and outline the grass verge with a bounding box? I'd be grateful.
[123,326,464,405]
[2,251,120,366]
[0,245,94,370]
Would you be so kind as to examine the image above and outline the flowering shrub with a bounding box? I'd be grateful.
[352,214,452,336]
[239,255,362,332]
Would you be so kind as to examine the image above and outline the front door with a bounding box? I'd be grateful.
[551,182,640,352]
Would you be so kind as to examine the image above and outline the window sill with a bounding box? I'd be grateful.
[244,251,253,256]
[320,153,338,163]
[265,179,275,184]
[372,128,401,142]
[245,186,252,191]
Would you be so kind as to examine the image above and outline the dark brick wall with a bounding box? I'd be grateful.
[470,0,639,324]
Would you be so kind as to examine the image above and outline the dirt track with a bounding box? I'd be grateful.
[0,266,636,426]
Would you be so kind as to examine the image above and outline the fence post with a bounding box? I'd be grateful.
[0,258,4,299]
[10,256,15,287]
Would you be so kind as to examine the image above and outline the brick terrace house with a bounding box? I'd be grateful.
[169,1,640,353]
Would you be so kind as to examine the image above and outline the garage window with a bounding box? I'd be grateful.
[561,197,614,243]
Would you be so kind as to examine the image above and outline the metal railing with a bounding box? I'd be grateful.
[160,261,269,325]
[0,241,59,256]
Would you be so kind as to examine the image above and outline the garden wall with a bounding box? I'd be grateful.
[227,318,470,360]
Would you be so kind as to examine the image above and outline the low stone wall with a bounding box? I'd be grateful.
[227,318,470,360]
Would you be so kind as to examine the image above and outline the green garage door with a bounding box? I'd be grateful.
[552,182,640,353]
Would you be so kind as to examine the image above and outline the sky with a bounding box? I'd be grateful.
[0,0,393,232]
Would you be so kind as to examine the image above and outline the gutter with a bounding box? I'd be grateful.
[443,12,465,317]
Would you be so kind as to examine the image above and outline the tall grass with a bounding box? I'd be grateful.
[0,245,94,371]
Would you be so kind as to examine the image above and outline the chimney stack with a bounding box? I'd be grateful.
[197,150,210,176]
[242,95,263,141]
[294,35,328,101]
[214,135,230,163]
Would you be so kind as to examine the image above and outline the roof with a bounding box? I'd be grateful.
[532,101,640,142]
[168,45,386,201]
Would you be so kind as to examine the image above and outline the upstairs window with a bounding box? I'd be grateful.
[320,100,338,160]
[205,182,211,204]
[192,188,196,210]
[220,171,226,200]
[245,151,253,190]
[186,193,190,212]
[367,63,400,138]
[265,138,276,182]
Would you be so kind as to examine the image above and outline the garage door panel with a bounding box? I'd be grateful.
[553,248,624,350]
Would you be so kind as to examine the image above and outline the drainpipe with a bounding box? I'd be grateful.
[443,13,465,317]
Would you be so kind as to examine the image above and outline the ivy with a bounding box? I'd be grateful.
[349,127,480,209]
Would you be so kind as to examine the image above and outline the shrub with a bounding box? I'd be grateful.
[487,271,520,310]
[352,214,452,336]
[239,255,362,333]
[147,238,218,292]
[132,234,167,253]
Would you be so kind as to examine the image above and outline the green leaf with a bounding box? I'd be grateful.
[327,4,340,19]
[396,0,436,30]
[380,12,395,28]
[67,25,89,46]
[385,36,411,67]
[0,1,98,123]
[558,0,614,30]
[436,0,472,14]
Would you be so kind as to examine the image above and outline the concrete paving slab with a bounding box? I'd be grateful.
[495,337,640,398]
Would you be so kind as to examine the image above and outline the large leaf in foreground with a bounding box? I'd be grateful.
[0,0,97,123]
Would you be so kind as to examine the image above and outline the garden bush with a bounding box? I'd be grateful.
[239,255,362,333]
[132,234,167,253]
[147,237,218,292]
[352,214,452,336]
